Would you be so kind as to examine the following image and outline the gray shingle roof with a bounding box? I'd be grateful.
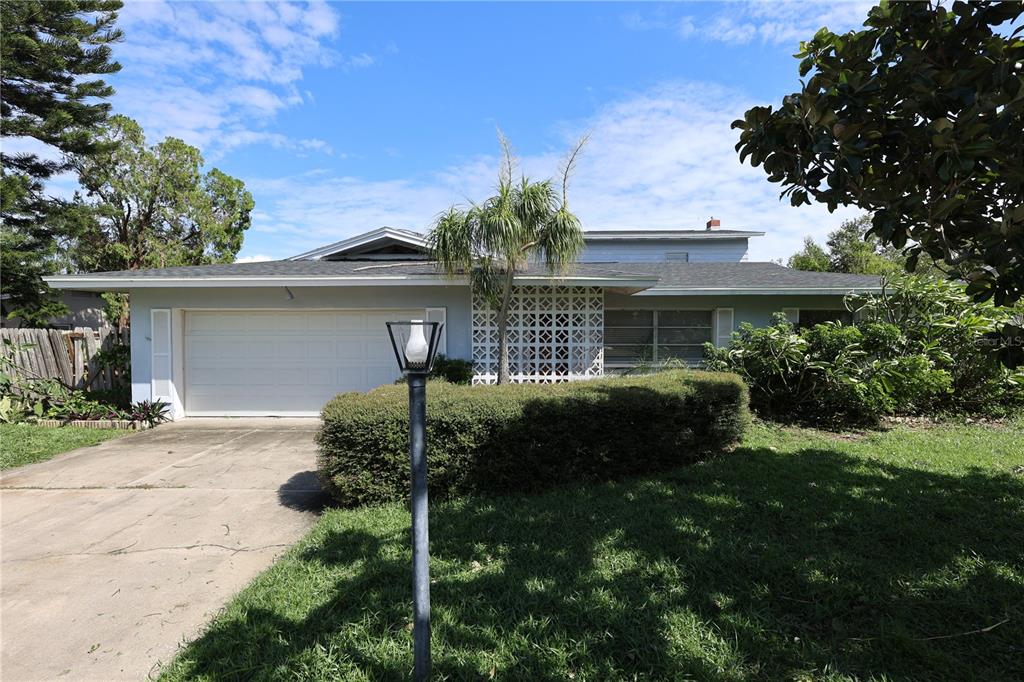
[47,259,882,292]
[603,261,882,290]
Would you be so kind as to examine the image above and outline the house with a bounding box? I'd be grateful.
[46,220,882,418]
[1,290,108,329]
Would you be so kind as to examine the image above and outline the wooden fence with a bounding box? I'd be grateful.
[0,327,129,392]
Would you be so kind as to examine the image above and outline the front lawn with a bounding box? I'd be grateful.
[161,420,1024,681]
[0,423,127,470]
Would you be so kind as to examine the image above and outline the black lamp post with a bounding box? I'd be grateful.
[385,319,444,682]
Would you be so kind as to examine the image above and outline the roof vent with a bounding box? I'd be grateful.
[706,217,721,231]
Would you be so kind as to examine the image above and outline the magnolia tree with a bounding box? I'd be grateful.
[428,134,587,384]
[734,1,1023,306]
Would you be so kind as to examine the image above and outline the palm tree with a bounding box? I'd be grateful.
[429,133,587,384]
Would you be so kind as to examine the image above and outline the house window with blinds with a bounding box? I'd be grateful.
[604,309,713,366]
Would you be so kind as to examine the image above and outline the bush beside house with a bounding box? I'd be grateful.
[317,370,749,507]
[704,277,1024,425]
[394,355,475,386]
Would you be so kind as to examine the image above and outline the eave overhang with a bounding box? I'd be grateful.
[44,274,660,293]
[633,286,884,297]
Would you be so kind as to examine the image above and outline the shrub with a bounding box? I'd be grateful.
[431,355,475,385]
[850,276,1024,415]
[317,370,749,506]
[704,276,1024,424]
[396,354,475,386]
[0,342,168,425]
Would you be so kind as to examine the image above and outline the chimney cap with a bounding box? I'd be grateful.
[706,217,721,230]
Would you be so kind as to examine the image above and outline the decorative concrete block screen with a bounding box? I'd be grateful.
[472,286,604,384]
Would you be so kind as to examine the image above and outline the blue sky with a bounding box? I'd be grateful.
[100,1,880,262]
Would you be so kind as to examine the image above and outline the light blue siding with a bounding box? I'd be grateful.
[579,238,749,263]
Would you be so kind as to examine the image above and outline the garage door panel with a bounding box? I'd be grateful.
[306,315,337,332]
[366,366,399,388]
[306,340,333,360]
[191,313,246,333]
[244,340,276,359]
[337,366,364,387]
[270,368,314,386]
[306,370,336,387]
[185,309,421,415]
[335,339,366,360]
[364,311,403,327]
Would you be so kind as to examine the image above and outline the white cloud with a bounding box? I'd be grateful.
[109,1,356,159]
[235,254,275,263]
[245,80,861,262]
[624,0,875,47]
[344,53,375,69]
[214,130,335,158]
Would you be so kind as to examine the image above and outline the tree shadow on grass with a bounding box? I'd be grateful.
[167,446,1024,681]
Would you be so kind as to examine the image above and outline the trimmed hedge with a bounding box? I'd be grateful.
[316,370,749,506]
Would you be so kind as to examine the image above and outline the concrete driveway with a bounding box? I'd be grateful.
[0,418,326,681]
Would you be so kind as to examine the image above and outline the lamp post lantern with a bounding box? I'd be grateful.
[386,320,444,682]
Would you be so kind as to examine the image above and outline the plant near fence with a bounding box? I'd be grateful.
[317,370,749,507]
[0,327,129,391]
[0,340,168,426]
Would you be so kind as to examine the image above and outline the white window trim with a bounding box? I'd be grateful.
[783,308,800,325]
[715,308,734,348]
[425,307,447,356]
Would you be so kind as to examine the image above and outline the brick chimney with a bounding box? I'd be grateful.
[706,217,721,231]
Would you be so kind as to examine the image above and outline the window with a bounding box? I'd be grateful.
[604,309,713,366]
[796,309,853,328]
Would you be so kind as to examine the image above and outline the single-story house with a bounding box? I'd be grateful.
[46,220,881,419]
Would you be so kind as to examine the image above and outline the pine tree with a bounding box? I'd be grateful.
[1,0,122,324]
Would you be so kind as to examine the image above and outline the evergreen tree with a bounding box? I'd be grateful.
[1,0,122,324]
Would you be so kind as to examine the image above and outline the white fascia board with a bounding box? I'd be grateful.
[45,275,459,290]
[633,286,884,296]
[287,227,428,260]
[45,274,660,291]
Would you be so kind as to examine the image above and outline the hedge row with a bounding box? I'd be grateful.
[316,370,749,506]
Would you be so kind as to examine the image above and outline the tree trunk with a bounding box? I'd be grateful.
[496,269,515,385]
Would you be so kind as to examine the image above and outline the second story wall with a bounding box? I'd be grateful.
[578,238,750,263]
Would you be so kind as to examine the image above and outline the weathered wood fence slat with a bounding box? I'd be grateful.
[0,327,129,392]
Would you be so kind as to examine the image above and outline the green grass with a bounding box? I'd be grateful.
[160,420,1024,681]
[0,423,126,470]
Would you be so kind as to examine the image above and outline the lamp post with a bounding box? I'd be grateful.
[386,319,444,682]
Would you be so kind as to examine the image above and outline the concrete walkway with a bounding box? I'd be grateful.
[1,418,326,681]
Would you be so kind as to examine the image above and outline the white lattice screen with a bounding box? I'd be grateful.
[471,286,604,384]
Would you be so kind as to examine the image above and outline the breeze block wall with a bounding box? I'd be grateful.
[471,285,604,384]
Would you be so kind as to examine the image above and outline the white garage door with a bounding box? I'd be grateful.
[184,309,422,416]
